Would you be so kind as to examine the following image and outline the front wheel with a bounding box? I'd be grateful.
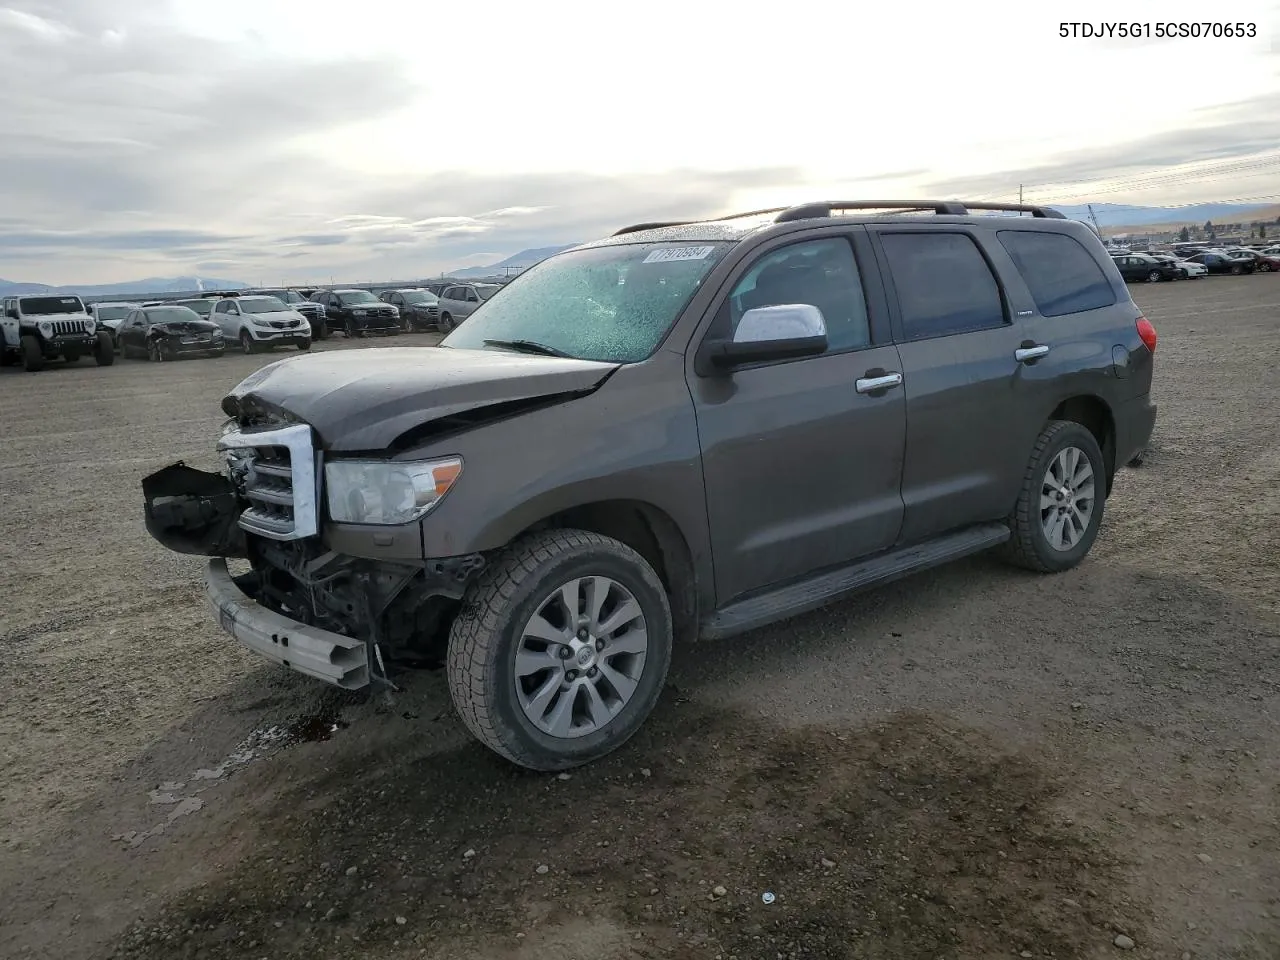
[240,331,256,355]
[999,420,1106,574]
[148,340,163,362]
[1230,264,1243,275]
[345,318,359,338]
[438,313,454,333]
[94,331,114,366]
[20,335,43,372]
[297,339,311,351]
[447,529,673,771]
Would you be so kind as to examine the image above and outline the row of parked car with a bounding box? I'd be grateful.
[84,280,507,360]
[1108,245,1280,283]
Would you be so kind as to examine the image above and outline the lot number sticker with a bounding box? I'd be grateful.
[643,246,716,264]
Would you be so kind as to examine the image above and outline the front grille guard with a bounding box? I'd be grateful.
[217,423,320,541]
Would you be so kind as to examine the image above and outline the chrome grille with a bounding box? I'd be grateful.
[51,319,92,336]
[217,423,318,541]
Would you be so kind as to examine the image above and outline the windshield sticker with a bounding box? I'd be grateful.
[643,246,716,264]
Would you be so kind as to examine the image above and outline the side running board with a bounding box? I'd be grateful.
[700,522,1011,640]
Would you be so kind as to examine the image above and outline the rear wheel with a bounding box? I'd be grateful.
[1145,270,1162,283]
[20,335,43,372]
[1258,262,1271,272]
[297,339,311,351]
[93,331,114,366]
[999,420,1106,574]
[447,529,673,771]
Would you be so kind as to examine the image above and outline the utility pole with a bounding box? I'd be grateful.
[1018,184,1023,204]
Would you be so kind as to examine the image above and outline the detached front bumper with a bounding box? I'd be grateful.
[205,558,370,690]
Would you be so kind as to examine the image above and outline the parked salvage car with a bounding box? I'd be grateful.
[314,289,402,338]
[1110,254,1181,283]
[141,198,1157,772]
[248,288,329,339]
[210,295,312,354]
[89,301,142,347]
[1184,252,1256,275]
[1223,249,1280,272]
[117,305,226,360]
[0,294,114,371]
[436,282,503,332]
[380,288,441,331]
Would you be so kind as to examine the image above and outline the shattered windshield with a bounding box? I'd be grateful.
[440,241,732,363]
[95,305,132,320]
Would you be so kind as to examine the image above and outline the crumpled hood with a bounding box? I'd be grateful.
[222,346,619,451]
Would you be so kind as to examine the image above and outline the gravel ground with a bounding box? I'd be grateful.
[1,278,1277,960]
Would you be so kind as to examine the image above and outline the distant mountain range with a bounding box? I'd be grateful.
[1052,202,1275,227]
[0,275,249,297]
[449,245,579,278]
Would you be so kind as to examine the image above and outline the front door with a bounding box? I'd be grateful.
[688,230,908,605]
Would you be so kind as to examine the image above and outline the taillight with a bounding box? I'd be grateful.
[1136,316,1157,353]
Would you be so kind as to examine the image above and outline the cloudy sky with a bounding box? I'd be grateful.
[2,0,1278,285]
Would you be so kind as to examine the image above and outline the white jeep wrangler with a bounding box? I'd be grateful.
[0,294,115,372]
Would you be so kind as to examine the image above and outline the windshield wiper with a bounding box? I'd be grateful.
[482,338,574,359]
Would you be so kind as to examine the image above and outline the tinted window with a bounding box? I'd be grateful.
[143,307,202,324]
[998,230,1117,318]
[726,237,870,351]
[18,296,85,315]
[879,233,1005,340]
[337,291,378,305]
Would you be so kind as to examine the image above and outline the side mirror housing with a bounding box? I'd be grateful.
[699,304,829,373]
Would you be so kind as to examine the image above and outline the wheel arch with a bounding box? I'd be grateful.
[510,499,699,645]
[1049,395,1117,495]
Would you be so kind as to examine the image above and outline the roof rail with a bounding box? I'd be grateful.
[773,200,1067,222]
[611,207,792,237]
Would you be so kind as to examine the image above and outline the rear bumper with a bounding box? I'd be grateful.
[1116,393,1157,467]
[205,558,370,690]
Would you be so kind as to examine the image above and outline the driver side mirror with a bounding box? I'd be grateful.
[700,304,829,373]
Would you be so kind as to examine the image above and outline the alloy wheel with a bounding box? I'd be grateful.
[1040,446,1096,552]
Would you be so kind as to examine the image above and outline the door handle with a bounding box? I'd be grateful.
[1015,344,1050,363]
[855,371,903,394]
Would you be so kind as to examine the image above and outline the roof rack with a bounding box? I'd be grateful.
[612,200,1068,237]
[773,200,1067,221]
[611,207,792,236]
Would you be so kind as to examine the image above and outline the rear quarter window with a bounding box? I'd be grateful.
[997,230,1117,317]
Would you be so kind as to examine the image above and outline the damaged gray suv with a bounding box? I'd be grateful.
[142,200,1158,771]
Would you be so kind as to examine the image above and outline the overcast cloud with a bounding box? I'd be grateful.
[1,0,1278,285]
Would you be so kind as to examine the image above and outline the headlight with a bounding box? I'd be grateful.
[325,457,463,525]
[38,321,53,337]
[83,319,96,334]
[252,317,275,326]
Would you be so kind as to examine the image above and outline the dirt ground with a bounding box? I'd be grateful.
[1,277,1277,960]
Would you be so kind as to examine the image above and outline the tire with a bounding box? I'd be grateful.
[1230,265,1243,275]
[1145,270,1162,283]
[345,318,358,338]
[313,320,330,341]
[1258,263,1271,273]
[447,529,673,771]
[93,331,114,366]
[148,340,163,362]
[20,335,43,372]
[240,331,256,355]
[297,339,311,351]
[999,420,1107,574]
[438,313,454,333]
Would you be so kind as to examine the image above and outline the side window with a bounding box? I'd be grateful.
[879,232,1005,341]
[465,288,479,302]
[998,230,1117,318]
[725,237,871,352]
[214,301,230,314]
[442,287,457,300]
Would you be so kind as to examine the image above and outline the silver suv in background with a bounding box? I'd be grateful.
[436,282,503,332]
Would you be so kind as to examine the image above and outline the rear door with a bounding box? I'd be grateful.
[688,229,908,604]
[869,225,1042,543]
